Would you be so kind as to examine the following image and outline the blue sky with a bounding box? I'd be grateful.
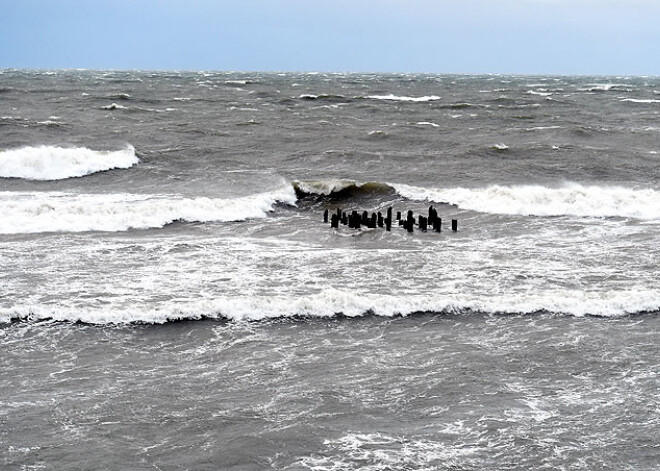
[1,0,659,75]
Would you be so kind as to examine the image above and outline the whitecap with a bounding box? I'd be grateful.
[393,182,660,220]
[621,98,660,104]
[2,286,658,324]
[0,145,138,180]
[0,185,297,234]
[102,103,127,110]
[366,94,441,102]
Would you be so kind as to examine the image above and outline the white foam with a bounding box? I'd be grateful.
[393,182,660,220]
[528,90,553,96]
[102,103,127,110]
[366,94,441,102]
[2,287,658,325]
[0,145,138,180]
[525,126,562,131]
[296,432,476,470]
[295,179,359,195]
[621,98,660,104]
[415,121,440,127]
[0,185,297,234]
[578,83,632,92]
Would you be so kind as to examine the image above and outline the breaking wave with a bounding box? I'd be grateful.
[0,145,138,180]
[2,287,658,325]
[294,180,395,198]
[621,98,660,104]
[393,183,660,220]
[0,185,297,234]
[366,94,441,102]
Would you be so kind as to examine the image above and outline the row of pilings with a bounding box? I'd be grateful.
[323,206,457,233]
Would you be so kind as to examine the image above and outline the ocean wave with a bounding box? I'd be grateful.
[0,145,138,180]
[365,94,441,102]
[293,180,394,198]
[298,93,348,101]
[578,84,633,92]
[621,98,660,104]
[2,288,658,325]
[102,103,127,110]
[0,186,297,234]
[393,183,660,220]
[107,93,131,100]
[102,103,178,113]
[528,89,553,96]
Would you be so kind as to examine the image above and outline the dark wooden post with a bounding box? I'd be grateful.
[434,217,442,232]
[324,209,329,223]
[377,212,384,227]
[452,219,458,232]
[330,214,339,228]
[354,211,361,229]
[406,210,414,233]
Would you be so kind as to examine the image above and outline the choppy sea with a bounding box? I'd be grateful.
[1,70,659,470]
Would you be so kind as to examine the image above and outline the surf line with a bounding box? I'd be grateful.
[323,206,457,233]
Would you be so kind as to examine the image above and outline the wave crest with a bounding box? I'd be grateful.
[0,145,138,180]
[394,183,660,220]
[3,288,658,325]
[0,186,297,234]
[366,94,441,102]
[293,180,395,198]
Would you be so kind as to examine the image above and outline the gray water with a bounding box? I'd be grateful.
[2,315,659,470]
[1,70,659,469]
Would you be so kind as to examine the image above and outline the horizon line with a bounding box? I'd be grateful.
[2,67,659,79]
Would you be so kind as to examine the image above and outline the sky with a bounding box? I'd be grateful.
[1,0,659,75]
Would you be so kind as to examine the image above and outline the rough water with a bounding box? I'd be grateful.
[1,70,659,470]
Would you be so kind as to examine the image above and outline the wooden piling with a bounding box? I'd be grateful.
[406,210,414,233]
[452,219,458,232]
[324,209,329,223]
[330,214,339,228]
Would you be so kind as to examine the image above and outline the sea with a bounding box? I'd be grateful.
[1,70,659,470]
